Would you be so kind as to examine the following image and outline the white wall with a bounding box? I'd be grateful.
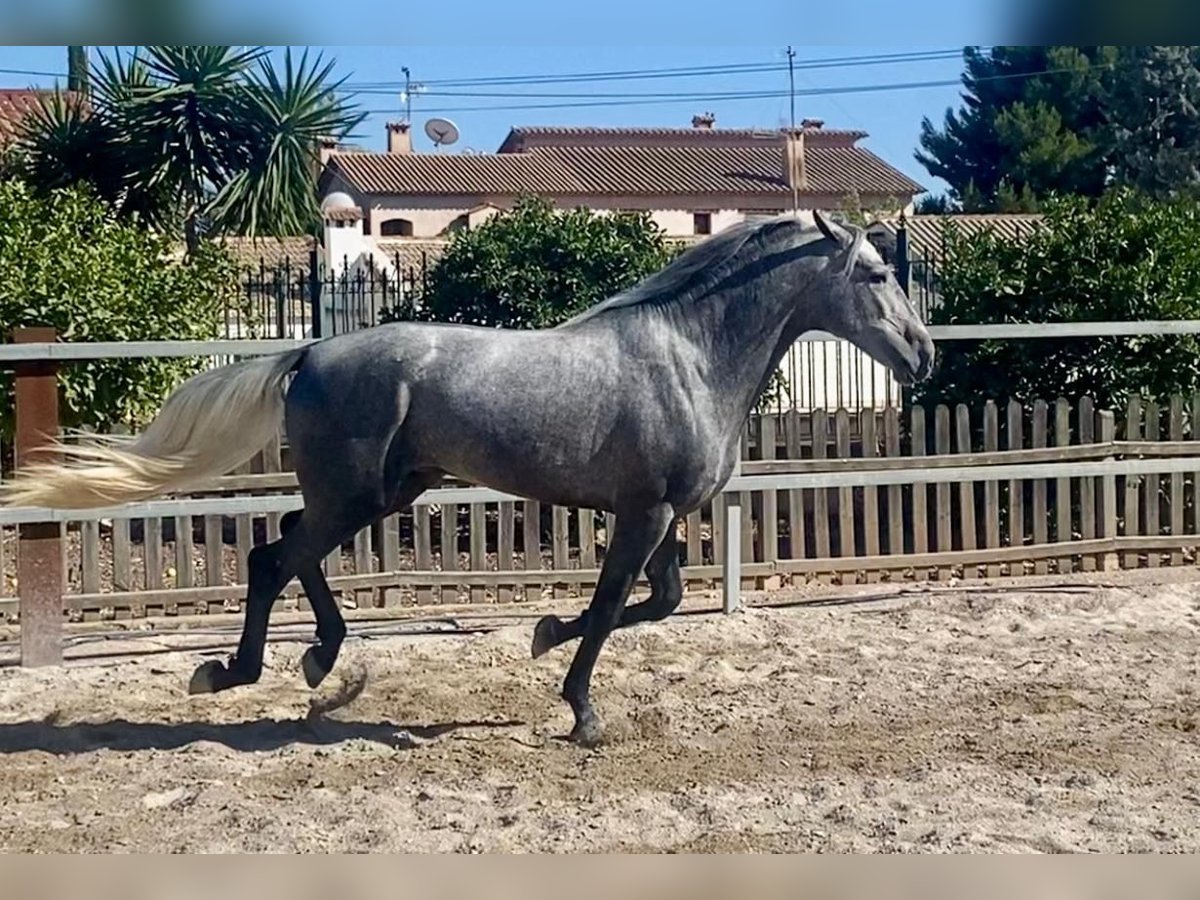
[647,208,743,236]
[372,207,466,238]
[777,340,901,412]
[365,198,750,239]
[324,219,376,272]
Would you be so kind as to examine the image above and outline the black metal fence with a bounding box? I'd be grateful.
[226,250,431,340]
[892,223,940,321]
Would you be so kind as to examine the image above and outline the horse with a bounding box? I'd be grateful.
[2,210,934,746]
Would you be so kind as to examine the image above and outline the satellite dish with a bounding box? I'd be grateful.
[424,117,460,148]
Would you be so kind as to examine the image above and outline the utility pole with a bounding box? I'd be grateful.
[786,45,796,134]
[787,46,798,213]
[67,45,88,95]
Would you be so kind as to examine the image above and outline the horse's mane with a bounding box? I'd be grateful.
[561,212,827,326]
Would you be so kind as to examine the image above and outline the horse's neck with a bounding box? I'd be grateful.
[671,273,817,425]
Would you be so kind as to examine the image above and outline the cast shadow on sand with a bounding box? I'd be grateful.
[0,715,523,755]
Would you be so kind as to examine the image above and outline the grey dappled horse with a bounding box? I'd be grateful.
[3,211,933,745]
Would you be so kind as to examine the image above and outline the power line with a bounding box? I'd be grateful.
[1,48,969,93]
[0,67,69,79]
[359,62,1114,116]
[345,48,968,90]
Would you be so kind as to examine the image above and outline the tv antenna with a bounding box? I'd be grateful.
[424,117,460,150]
[400,66,425,123]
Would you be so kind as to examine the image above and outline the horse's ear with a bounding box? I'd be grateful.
[813,210,848,245]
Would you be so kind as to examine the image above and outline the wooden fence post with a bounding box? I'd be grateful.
[1099,411,1119,572]
[723,496,742,614]
[12,327,63,668]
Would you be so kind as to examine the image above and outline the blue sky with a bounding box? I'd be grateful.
[1,42,985,196]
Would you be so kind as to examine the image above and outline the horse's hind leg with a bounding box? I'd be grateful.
[188,496,372,694]
[266,509,346,690]
[532,526,681,658]
[295,471,443,689]
[188,526,311,694]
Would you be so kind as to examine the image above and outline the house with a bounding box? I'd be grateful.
[316,116,925,245]
[232,118,930,411]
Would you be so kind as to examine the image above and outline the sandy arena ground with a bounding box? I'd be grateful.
[0,575,1198,853]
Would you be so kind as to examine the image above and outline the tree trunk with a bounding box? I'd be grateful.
[184,215,200,258]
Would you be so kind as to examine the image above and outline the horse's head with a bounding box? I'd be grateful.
[811,210,935,386]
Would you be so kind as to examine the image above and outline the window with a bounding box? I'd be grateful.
[379,218,414,237]
[693,212,712,235]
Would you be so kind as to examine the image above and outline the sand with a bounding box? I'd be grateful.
[0,576,1198,852]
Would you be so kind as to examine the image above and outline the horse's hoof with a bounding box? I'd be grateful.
[531,615,565,658]
[188,659,225,694]
[568,715,604,748]
[301,645,331,689]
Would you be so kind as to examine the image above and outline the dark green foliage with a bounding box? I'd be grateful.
[400,195,677,329]
[8,46,361,252]
[918,46,1200,210]
[0,179,240,438]
[913,189,1200,410]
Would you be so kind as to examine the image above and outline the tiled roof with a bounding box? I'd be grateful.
[537,144,921,195]
[870,214,1044,259]
[215,235,317,270]
[331,151,585,195]
[325,207,363,222]
[328,141,923,199]
[371,239,448,269]
[0,89,86,147]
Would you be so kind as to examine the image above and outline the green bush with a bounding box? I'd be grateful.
[0,178,239,440]
[389,194,677,329]
[913,189,1200,411]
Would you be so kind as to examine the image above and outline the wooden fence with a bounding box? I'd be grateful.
[7,394,1200,621]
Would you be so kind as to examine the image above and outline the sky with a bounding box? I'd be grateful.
[0,41,983,196]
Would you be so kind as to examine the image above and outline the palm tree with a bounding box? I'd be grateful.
[13,45,362,254]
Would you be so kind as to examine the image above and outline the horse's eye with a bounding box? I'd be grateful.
[869,272,888,285]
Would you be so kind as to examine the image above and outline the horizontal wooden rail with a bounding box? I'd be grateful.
[722,455,1200,493]
[5,454,1200,526]
[5,319,1200,363]
[9,439,1186,504]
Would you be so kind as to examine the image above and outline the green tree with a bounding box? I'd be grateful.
[402,195,677,329]
[1103,46,1200,199]
[913,189,1200,411]
[0,179,241,439]
[10,46,361,253]
[916,46,1117,210]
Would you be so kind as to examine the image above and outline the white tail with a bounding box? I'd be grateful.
[1,348,307,509]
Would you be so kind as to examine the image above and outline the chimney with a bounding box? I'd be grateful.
[783,129,807,191]
[317,136,338,167]
[691,112,716,129]
[386,121,412,155]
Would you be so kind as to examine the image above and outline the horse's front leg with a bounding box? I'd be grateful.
[558,503,675,746]
[531,526,681,657]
